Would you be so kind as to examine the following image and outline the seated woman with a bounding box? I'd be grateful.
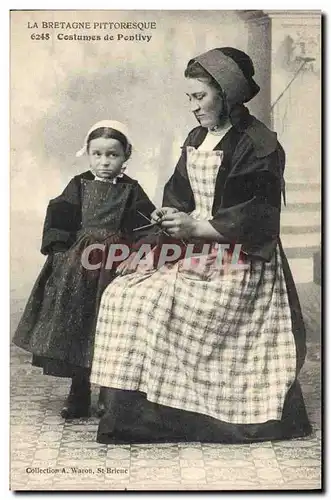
[90,47,312,444]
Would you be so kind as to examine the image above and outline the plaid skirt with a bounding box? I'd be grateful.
[90,245,297,425]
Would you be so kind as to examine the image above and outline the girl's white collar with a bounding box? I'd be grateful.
[92,171,124,184]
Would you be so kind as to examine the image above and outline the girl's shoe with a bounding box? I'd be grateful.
[61,380,91,419]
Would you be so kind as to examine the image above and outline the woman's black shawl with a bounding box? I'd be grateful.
[163,112,286,262]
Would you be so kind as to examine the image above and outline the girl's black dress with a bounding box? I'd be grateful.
[13,170,155,377]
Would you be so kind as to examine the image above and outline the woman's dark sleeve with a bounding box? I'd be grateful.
[162,139,195,213]
[41,177,82,255]
[210,148,283,261]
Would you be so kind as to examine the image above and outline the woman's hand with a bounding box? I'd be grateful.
[159,212,197,239]
[151,207,179,223]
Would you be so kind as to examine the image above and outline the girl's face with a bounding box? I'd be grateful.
[185,78,225,129]
[88,137,127,179]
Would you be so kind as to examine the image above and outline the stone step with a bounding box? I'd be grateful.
[281,225,321,234]
[282,202,321,212]
[286,183,320,191]
[288,258,314,284]
[283,246,319,259]
[285,189,321,204]
[281,211,321,227]
[281,233,321,249]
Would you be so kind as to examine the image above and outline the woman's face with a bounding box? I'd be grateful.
[88,137,126,179]
[185,78,225,129]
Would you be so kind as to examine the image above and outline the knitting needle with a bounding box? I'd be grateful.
[136,210,168,236]
[132,222,158,232]
[137,210,187,247]
[137,210,161,224]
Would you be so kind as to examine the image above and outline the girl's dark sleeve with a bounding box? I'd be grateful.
[41,177,82,255]
[132,183,156,229]
[129,182,158,245]
[209,147,283,261]
[162,137,195,213]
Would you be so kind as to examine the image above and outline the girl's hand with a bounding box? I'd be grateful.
[151,207,179,223]
[116,252,139,276]
[160,212,197,239]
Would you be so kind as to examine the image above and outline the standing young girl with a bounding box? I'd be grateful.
[13,120,155,419]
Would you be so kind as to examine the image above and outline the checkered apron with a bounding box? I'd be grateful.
[91,147,297,424]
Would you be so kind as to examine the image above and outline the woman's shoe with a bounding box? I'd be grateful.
[61,380,91,419]
[96,387,117,417]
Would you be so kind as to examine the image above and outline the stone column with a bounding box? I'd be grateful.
[267,10,321,284]
[240,10,321,284]
[239,10,272,126]
[266,10,321,184]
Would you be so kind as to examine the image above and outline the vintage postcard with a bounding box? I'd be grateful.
[10,9,321,491]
